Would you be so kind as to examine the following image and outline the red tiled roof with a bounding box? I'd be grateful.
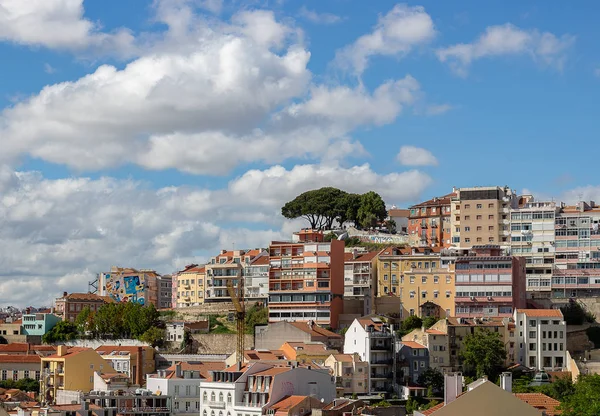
[251,367,290,377]
[0,343,30,353]
[420,402,444,415]
[388,209,410,217]
[244,350,288,361]
[409,193,456,209]
[288,322,342,339]
[514,393,561,416]
[425,329,445,335]
[516,309,563,318]
[401,341,427,349]
[268,395,308,412]
[64,293,107,302]
[331,354,354,363]
[0,355,40,363]
[43,347,92,359]
[344,253,354,262]
[250,256,270,266]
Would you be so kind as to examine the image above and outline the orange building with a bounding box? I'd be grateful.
[268,231,345,328]
[408,193,455,248]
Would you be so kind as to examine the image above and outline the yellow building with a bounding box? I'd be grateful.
[377,247,455,318]
[175,265,206,307]
[324,353,369,397]
[279,342,338,366]
[40,346,108,404]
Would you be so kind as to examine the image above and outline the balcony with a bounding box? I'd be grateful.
[207,402,226,409]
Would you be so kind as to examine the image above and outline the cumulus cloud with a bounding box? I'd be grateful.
[298,6,343,25]
[397,146,438,166]
[436,23,575,76]
[335,4,435,75]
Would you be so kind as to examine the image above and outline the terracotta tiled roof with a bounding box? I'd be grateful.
[401,341,427,349]
[43,347,92,359]
[0,343,30,353]
[420,402,444,415]
[514,393,561,415]
[344,253,354,262]
[379,246,442,256]
[11,319,22,324]
[284,342,333,353]
[516,309,563,318]
[388,209,410,217]
[64,293,107,301]
[244,350,288,361]
[251,367,291,377]
[288,322,342,339]
[409,193,456,210]
[425,329,445,335]
[331,354,354,363]
[268,395,308,412]
[0,355,40,363]
[250,256,270,266]
[346,251,379,263]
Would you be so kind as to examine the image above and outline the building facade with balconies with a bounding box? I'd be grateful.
[268,232,344,328]
[407,194,454,248]
[514,309,566,370]
[205,250,266,303]
[454,245,526,318]
[377,247,455,319]
[324,353,368,397]
[343,251,379,305]
[244,256,270,301]
[552,201,600,298]
[509,197,558,298]
[343,317,396,395]
[175,265,206,307]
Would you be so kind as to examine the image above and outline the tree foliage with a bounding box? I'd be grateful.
[418,368,444,394]
[512,374,574,402]
[75,306,94,334]
[281,187,387,230]
[397,315,423,337]
[560,299,595,325]
[0,378,40,393]
[140,327,166,348]
[244,305,268,334]
[560,374,600,416]
[422,316,438,329]
[42,321,79,343]
[460,329,506,381]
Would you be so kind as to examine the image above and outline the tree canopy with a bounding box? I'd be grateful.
[560,374,600,416]
[281,187,387,230]
[460,329,507,381]
[560,299,595,325]
[417,368,444,394]
[42,321,79,343]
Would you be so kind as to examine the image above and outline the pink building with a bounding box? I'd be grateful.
[454,245,526,318]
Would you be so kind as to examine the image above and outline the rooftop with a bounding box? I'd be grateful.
[516,309,564,318]
[268,395,309,412]
[288,321,342,339]
[513,393,561,416]
[0,355,40,364]
[400,341,427,349]
[43,347,92,359]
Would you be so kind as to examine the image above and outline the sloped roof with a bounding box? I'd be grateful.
[514,393,561,416]
[268,395,309,412]
[287,322,342,339]
[0,355,40,363]
[43,347,92,359]
[0,343,30,353]
[400,341,427,349]
[516,309,563,318]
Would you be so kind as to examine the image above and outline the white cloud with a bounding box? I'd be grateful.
[43,63,56,74]
[397,146,438,166]
[298,6,342,25]
[436,23,575,76]
[425,103,453,116]
[0,0,135,52]
[335,4,435,75]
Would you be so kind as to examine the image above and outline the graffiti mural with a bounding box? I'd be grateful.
[103,272,147,305]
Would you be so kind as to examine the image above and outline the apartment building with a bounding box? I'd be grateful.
[40,346,109,404]
[157,275,173,309]
[279,342,338,365]
[99,267,161,307]
[343,251,378,303]
[175,265,206,307]
[198,362,335,416]
[397,341,429,384]
[54,293,113,322]
[343,317,395,395]
[95,345,156,386]
[254,321,343,351]
[388,208,410,234]
[514,309,566,370]
[402,328,450,373]
[147,362,226,415]
[377,247,455,319]
[407,194,454,248]
[454,245,526,318]
[244,255,270,300]
[451,186,516,248]
[0,355,41,382]
[268,232,345,328]
[21,312,61,337]
[324,353,368,396]
[509,197,558,297]
[553,200,600,298]
[83,390,172,416]
[205,249,266,302]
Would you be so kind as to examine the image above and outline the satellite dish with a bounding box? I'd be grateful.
[338,232,348,241]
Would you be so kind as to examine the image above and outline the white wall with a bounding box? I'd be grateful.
[343,320,369,362]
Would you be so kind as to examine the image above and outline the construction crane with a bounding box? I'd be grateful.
[226,278,246,366]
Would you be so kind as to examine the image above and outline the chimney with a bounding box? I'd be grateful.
[57,345,68,357]
[63,292,68,298]
[500,372,512,393]
[136,347,144,386]
[444,372,463,405]
[175,363,182,378]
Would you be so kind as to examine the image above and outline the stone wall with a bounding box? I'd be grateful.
[192,334,254,355]
[172,301,260,320]
[60,339,149,348]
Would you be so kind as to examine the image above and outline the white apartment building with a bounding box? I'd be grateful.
[199,362,335,416]
[343,317,395,395]
[147,362,226,416]
[514,309,566,370]
[343,251,378,313]
[244,256,270,300]
[509,197,558,297]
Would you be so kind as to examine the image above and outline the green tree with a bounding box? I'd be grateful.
[560,374,600,416]
[244,305,268,334]
[420,400,440,411]
[75,306,94,334]
[42,321,79,343]
[422,316,438,329]
[460,329,506,381]
[357,191,387,229]
[94,303,123,337]
[418,368,444,394]
[402,315,423,331]
[140,327,166,348]
[587,326,600,348]
[281,187,348,230]
[405,397,419,414]
[384,219,397,233]
[340,193,361,225]
[560,299,595,325]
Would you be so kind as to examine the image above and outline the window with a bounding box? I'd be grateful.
[446,291,451,298]
[89,376,93,383]
[489,215,494,220]
[420,361,426,367]
[529,320,536,326]
[422,276,427,284]
[477,237,482,242]
[529,343,536,351]
[413,361,418,370]
[476,204,482,209]
[175,386,180,395]
[446,275,451,284]
[465,216,470,220]
[409,309,415,316]
[434,276,439,284]
[488,203,494,208]
[477,226,482,231]
[384,274,388,281]
[489,237,494,242]
[410,276,415,284]
[465,204,471,209]
[529,331,536,338]
[186,386,191,396]
[464,226,471,232]
[227,393,232,404]
[422,292,427,299]
[203,392,208,402]
[409,291,415,298]
[476,215,482,220]
[433,291,439,299]
[465,238,470,243]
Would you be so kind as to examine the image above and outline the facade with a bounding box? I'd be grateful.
[175,265,206,307]
[53,293,112,323]
[83,390,171,416]
[552,201,600,298]
[451,186,516,249]
[157,274,173,309]
[268,233,345,328]
[323,354,368,396]
[388,208,410,234]
[95,345,156,386]
[397,341,429,384]
[244,256,270,300]
[98,267,161,307]
[147,362,226,415]
[514,309,566,370]
[267,395,325,416]
[343,251,378,303]
[198,362,335,416]
[205,249,266,302]
[509,197,558,297]
[343,317,395,395]
[377,247,455,319]
[40,346,109,404]
[402,328,450,373]
[0,355,41,382]
[454,245,526,318]
[407,194,454,248]
[21,313,61,336]
[0,320,26,343]
[279,342,338,365]
[254,321,343,351]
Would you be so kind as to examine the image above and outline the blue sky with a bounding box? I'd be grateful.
[0,0,599,305]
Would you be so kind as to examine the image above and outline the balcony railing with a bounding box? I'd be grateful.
[207,401,226,409]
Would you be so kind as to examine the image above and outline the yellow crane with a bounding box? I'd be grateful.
[226,278,245,366]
